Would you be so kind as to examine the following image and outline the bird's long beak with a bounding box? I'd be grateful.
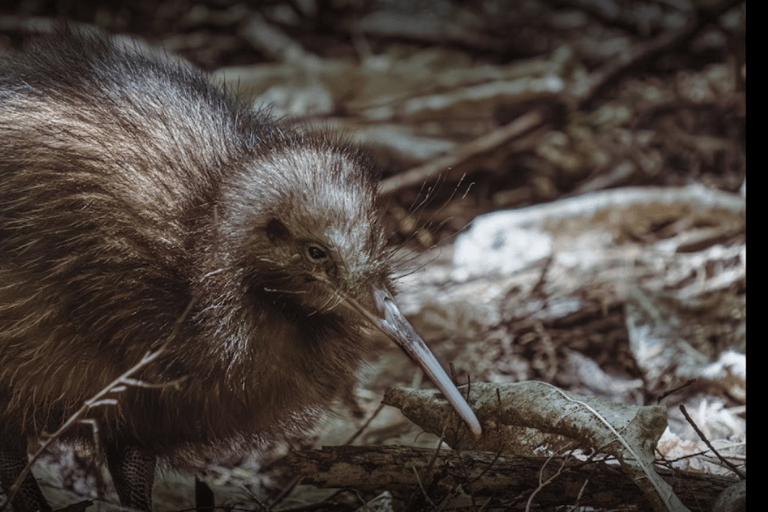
[341,286,482,436]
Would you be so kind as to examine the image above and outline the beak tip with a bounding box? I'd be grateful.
[464,414,482,436]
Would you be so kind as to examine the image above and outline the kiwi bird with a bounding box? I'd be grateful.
[0,31,480,511]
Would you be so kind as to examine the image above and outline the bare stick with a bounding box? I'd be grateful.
[679,405,746,480]
[378,110,544,196]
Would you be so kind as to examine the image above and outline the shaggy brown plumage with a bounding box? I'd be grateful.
[0,31,479,512]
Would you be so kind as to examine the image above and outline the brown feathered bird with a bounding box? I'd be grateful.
[0,32,480,511]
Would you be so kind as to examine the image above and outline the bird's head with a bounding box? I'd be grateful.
[208,130,481,435]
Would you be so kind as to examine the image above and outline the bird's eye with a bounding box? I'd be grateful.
[305,244,328,262]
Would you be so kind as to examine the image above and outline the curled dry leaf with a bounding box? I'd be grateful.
[384,381,690,512]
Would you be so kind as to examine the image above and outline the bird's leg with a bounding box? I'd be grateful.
[0,439,52,512]
[105,444,156,512]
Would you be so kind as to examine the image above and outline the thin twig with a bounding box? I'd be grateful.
[267,475,301,511]
[657,380,696,403]
[3,299,195,512]
[525,452,570,512]
[378,110,544,196]
[411,463,438,511]
[344,402,385,445]
[679,404,746,480]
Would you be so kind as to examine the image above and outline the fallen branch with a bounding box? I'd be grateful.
[384,381,687,511]
[289,445,737,511]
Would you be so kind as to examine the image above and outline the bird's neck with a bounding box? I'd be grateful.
[188,259,366,408]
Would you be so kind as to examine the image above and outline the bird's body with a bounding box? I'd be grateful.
[0,31,479,511]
